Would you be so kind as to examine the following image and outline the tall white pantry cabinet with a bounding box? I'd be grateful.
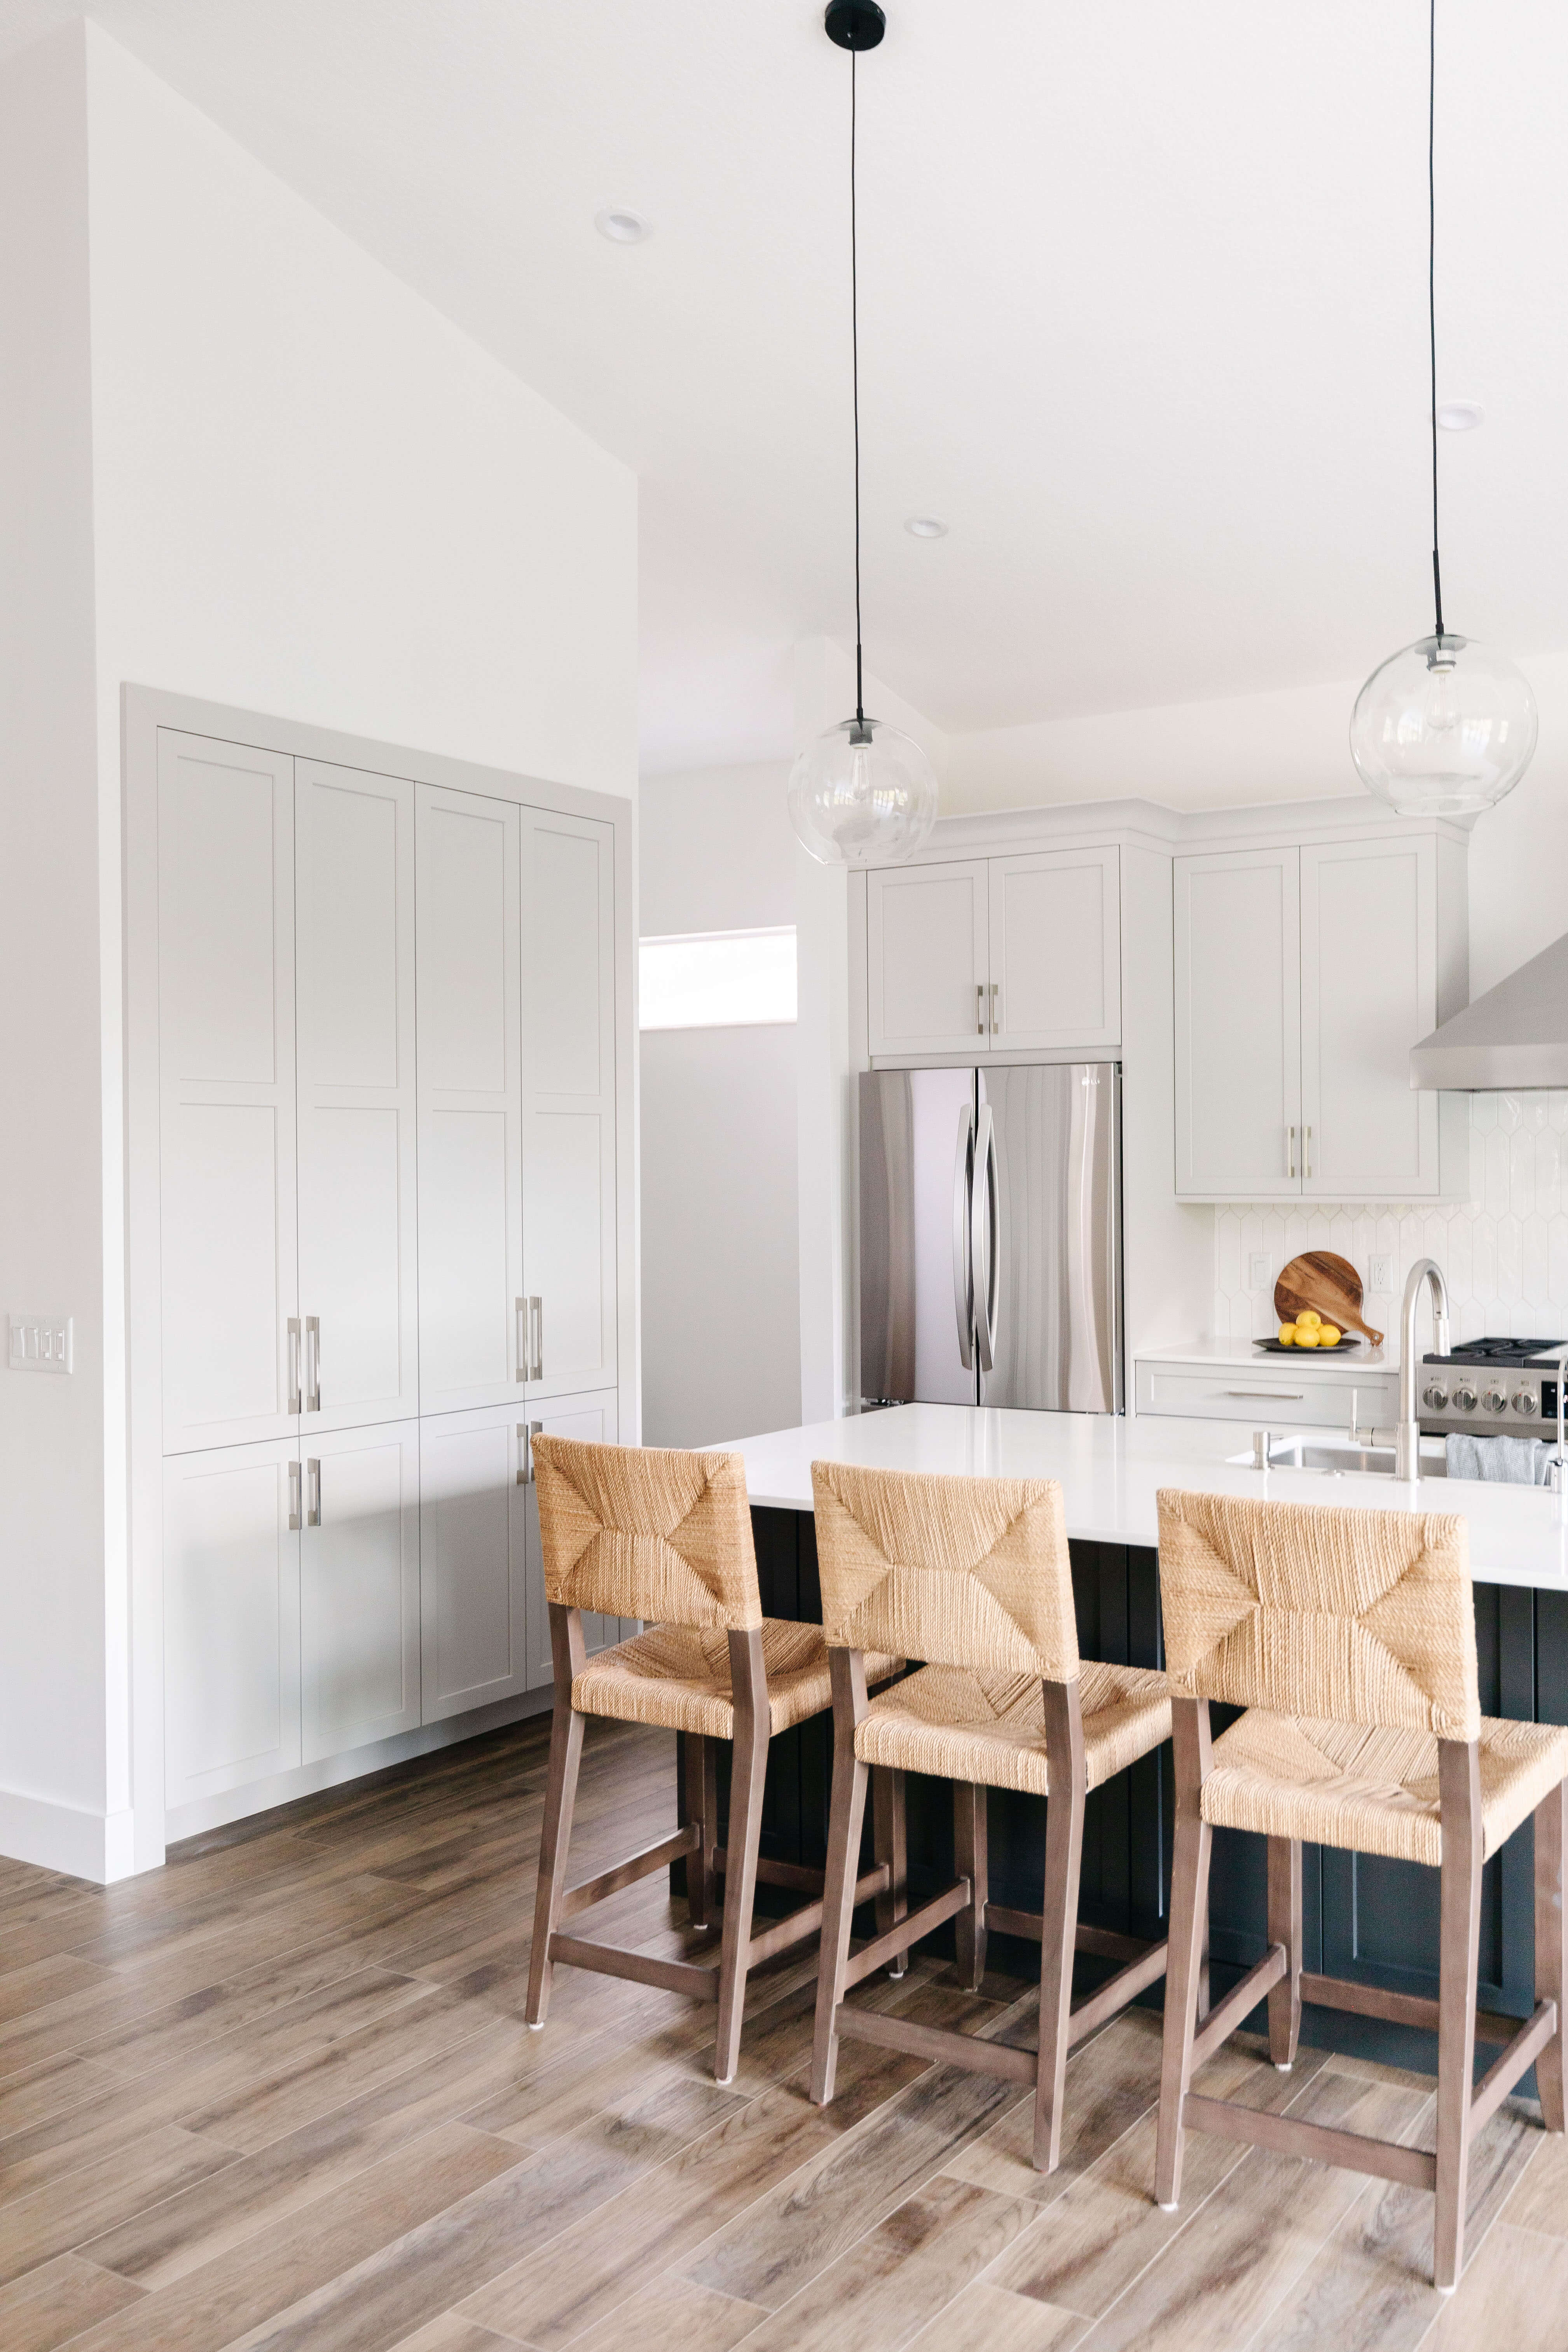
[129,697,636,1849]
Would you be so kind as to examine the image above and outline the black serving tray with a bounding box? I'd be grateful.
[1254,1334,1361,1354]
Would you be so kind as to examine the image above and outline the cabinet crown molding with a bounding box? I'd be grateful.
[917,793,1470,867]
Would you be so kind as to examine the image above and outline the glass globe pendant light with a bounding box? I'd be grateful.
[788,1,939,866]
[1350,0,1536,817]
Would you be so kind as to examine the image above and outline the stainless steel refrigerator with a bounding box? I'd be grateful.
[859,1064,1122,1413]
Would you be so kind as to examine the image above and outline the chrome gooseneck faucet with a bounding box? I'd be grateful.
[1395,1258,1451,1481]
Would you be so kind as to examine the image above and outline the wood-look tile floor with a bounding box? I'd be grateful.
[0,1713,1555,2352]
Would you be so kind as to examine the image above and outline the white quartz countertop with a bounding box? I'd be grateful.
[722,1404,1568,1593]
[1136,1337,1397,1372]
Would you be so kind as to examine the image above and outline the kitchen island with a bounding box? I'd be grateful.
[699,1402,1568,2074]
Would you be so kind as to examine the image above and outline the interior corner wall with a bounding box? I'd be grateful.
[0,25,116,1877]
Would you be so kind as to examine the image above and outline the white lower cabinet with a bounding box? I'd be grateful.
[301,1422,421,1762]
[419,1390,623,1726]
[164,1441,302,1811]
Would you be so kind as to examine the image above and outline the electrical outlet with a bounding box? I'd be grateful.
[1249,1255,1269,1289]
[1369,1256,1394,1291]
[8,1315,72,1374]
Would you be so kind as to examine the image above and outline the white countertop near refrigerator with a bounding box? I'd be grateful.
[722,1403,1568,1592]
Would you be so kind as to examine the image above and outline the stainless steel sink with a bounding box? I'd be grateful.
[1226,1436,1448,1478]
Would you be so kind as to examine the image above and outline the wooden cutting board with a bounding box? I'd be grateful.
[1273,1251,1384,1347]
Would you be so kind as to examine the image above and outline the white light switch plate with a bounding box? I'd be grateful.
[8,1315,73,1374]
[1249,1256,1270,1289]
[1369,1256,1394,1291]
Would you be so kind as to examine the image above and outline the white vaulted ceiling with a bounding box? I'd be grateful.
[12,0,1568,770]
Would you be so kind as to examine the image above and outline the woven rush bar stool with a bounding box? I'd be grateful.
[809,1460,1172,2170]
[1154,1487,1568,2291]
[524,1436,901,2083]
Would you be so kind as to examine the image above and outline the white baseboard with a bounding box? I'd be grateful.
[163,1687,554,1848]
[0,1792,138,1885]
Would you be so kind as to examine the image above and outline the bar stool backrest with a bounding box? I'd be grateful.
[533,1437,762,1631]
[1156,1488,1479,1738]
[812,1461,1078,1680]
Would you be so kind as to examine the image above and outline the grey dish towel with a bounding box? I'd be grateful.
[1446,1432,1558,1485]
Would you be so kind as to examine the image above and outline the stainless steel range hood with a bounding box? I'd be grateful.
[1410,932,1568,1091]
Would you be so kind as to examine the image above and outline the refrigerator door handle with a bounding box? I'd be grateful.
[972,1103,998,1374]
[952,1101,975,1370]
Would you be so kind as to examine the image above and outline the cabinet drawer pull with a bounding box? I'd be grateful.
[1226,1388,1306,1400]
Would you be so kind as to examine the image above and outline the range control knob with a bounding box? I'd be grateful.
[1451,1381,1478,1414]
[1482,1384,1509,1416]
[1515,1388,1540,1418]
[1422,1381,1449,1411]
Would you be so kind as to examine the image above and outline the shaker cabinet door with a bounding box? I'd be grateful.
[1301,836,1440,1198]
[988,847,1121,1051]
[300,1421,421,1761]
[867,860,990,1058]
[418,1406,532,1722]
[1175,848,1303,1199]
[522,1392,624,1690]
[520,808,618,1402]
[295,761,419,1432]
[157,730,300,1453]
[416,786,527,1413]
[164,1440,302,1810]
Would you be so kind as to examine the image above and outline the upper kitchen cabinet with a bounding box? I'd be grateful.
[519,808,618,1401]
[1174,847,1302,1200]
[988,848,1120,1050]
[158,731,300,1455]
[867,859,989,1055]
[416,784,526,1414]
[294,761,419,1432]
[866,848,1121,1059]
[1175,829,1464,1200]
[157,732,419,1453]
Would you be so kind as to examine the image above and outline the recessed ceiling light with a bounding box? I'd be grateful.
[904,516,948,538]
[595,208,651,245]
[1435,400,1483,431]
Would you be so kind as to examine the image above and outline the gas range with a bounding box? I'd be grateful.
[1419,1337,1568,1437]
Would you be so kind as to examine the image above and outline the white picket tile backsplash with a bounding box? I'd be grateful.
[1214,1094,1568,1346]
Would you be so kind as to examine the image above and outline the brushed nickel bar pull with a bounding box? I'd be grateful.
[287,1318,302,1416]
[517,1420,545,1486]
[1228,1389,1305,1401]
[306,1457,321,1528]
[1287,1124,1296,1179]
[515,1298,528,1383]
[528,1296,544,1381]
[288,1460,302,1531]
[304,1316,321,1412]
[1304,1124,1313,1180]
[975,981,986,1037]
[989,981,1001,1036]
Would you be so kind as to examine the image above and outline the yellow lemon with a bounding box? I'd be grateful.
[1296,1309,1322,1327]
[1277,1324,1296,1345]
[1318,1324,1341,1347]
[1295,1325,1320,1347]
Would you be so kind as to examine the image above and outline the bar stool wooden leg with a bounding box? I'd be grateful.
[812,1648,871,2105]
[1434,1737,1483,2291]
[685,1734,719,1932]
[873,1767,909,1978]
[1034,1679,1087,2173]
[1537,1777,1567,2134]
[954,1783,989,1992]
[526,1603,588,2029]
[1156,1695,1213,2209]
[714,1628,769,2086]
[1267,1837,1303,2070]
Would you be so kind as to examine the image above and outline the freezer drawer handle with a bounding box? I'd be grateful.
[952,1101,975,1371]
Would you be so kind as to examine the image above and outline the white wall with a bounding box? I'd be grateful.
[0,24,637,1879]
[0,27,113,1878]
[639,761,801,1444]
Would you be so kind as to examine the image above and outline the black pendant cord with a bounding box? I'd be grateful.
[851,47,866,724]
[1429,0,1445,640]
